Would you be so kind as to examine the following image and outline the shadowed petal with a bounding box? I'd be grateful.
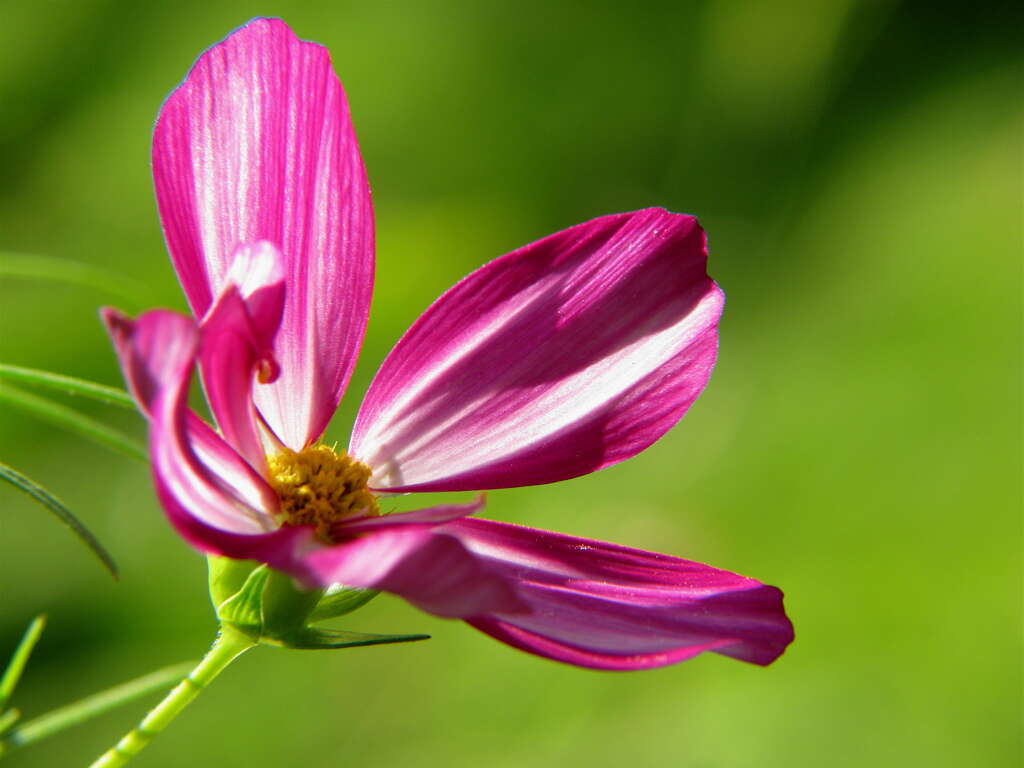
[301,524,524,618]
[339,495,485,531]
[154,17,374,449]
[445,518,794,670]
[350,208,723,492]
[187,414,278,514]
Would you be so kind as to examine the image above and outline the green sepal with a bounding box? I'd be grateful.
[260,567,324,638]
[211,560,428,652]
[309,585,380,623]
[264,627,429,651]
[207,556,259,610]
[214,565,269,632]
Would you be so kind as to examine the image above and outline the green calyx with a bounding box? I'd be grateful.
[206,556,428,651]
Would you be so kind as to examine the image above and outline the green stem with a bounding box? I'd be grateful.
[89,628,254,768]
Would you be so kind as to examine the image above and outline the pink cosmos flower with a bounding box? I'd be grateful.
[104,18,793,670]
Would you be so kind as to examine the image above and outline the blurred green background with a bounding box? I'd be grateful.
[0,1,1020,765]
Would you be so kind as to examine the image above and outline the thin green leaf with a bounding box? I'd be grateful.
[0,383,146,463]
[0,661,196,755]
[0,463,118,578]
[0,708,19,736]
[267,627,430,651]
[0,365,135,409]
[0,252,156,308]
[0,616,46,711]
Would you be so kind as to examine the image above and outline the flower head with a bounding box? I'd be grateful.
[105,18,793,670]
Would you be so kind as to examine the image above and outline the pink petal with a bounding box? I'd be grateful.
[105,305,278,514]
[153,17,374,449]
[198,289,268,472]
[301,523,524,618]
[339,495,485,531]
[187,413,279,514]
[106,308,312,568]
[445,518,794,670]
[220,240,287,348]
[198,243,286,472]
[350,208,724,492]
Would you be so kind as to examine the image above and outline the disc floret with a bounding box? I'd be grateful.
[267,444,379,543]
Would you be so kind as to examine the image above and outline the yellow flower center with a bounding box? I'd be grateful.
[267,444,379,543]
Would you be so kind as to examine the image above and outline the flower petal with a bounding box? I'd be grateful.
[105,308,313,567]
[220,240,287,349]
[350,208,723,492]
[105,309,278,518]
[444,518,794,670]
[339,495,485,531]
[198,290,268,472]
[301,523,524,618]
[153,17,374,449]
[105,305,278,515]
[198,242,286,472]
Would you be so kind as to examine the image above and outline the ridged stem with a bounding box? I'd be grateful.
[89,627,253,767]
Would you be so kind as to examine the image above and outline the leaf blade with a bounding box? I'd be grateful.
[0,463,118,578]
[0,383,146,463]
[0,616,46,710]
[0,364,135,409]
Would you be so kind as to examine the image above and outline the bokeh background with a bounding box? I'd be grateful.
[0,1,1020,766]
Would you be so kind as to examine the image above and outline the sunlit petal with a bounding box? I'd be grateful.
[352,209,722,492]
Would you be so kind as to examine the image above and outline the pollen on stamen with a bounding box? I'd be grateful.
[267,444,379,543]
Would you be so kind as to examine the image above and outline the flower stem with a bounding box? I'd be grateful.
[89,627,254,767]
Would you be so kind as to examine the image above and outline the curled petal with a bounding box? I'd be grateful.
[154,17,375,449]
[220,240,287,352]
[197,293,267,472]
[351,208,723,492]
[198,243,286,472]
[444,518,794,670]
[105,309,312,567]
[106,306,278,513]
